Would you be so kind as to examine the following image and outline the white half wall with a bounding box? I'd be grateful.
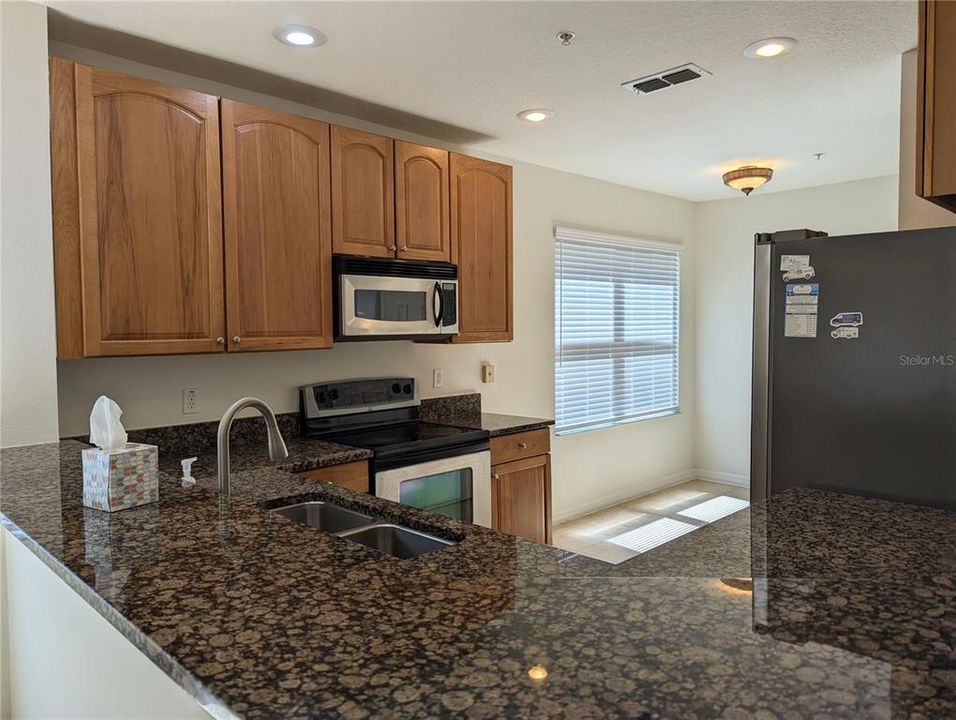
[693,175,900,482]
[2,529,211,719]
[0,1,60,448]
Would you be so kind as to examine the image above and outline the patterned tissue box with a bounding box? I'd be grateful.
[82,443,159,512]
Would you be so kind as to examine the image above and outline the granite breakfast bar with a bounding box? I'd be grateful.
[1,438,954,719]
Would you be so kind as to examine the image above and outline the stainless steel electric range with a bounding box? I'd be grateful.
[300,378,491,526]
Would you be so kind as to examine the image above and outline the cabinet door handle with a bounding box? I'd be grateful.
[401,246,409,251]
[389,245,397,251]
[232,336,241,344]
[518,442,529,450]
[216,337,225,345]
[493,473,500,480]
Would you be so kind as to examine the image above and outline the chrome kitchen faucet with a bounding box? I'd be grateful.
[217,397,289,497]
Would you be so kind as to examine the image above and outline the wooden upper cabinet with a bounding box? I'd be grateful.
[395,141,450,261]
[70,63,225,356]
[221,100,333,352]
[917,0,956,211]
[450,153,513,343]
[331,126,395,257]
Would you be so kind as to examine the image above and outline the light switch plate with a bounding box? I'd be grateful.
[432,368,444,388]
[481,361,495,384]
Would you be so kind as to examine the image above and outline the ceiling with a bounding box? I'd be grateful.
[45,1,917,201]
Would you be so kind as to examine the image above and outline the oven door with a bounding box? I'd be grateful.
[374,451,491,527]
[341,274,452,337]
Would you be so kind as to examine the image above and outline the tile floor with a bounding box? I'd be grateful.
[552,480,750,564]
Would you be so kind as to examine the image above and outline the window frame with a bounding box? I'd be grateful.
[553,226,682,436]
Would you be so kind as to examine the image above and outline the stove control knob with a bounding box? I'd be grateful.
[391,383,401,394]
[402,383,413,395]
[316,391,327,403]
[329,389,340,401]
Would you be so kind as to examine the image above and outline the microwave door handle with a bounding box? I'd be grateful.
[433,282,444,327]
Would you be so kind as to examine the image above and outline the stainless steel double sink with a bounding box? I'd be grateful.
[270,501,453,559]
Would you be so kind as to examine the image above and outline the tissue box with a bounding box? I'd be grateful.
[82,443,159,512]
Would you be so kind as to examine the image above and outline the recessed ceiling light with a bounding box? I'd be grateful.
[517,108,555,123]
[273,24,327,48]
[742,37,797,59]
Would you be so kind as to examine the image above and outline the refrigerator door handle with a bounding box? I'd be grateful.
[750,240,773,503]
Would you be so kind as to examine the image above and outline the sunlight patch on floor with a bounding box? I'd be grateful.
[677,496,750,523]
[552,480,749,565]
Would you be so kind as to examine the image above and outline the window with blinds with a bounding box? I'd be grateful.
[554,227,681,435]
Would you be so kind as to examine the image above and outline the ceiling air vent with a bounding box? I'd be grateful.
[622,63,711,95]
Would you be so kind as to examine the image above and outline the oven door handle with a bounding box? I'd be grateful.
[433,282,444,327]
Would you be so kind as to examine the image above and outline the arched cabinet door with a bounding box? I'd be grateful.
[221,100,333,352]
[331,126,395,257]
[74,64,225,356]
[450,153,514,343]
[395,141,450,262]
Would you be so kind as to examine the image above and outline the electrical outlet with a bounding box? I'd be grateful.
[432,368,444,388]
[182,388,199,415]
[481,361,496,384]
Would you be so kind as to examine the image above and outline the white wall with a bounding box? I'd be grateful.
[693,175,900,482]
[0,1,60,448]
[2,529,211,719]
[898,49,956,231]
[49,45,698,521]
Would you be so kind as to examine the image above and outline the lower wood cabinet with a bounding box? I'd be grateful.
[490,428,552,544]
[492,454,552,544]
[298,461,369,493]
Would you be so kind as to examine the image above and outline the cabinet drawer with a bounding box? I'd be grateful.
[298,460,369,493]
[490,428,550,464]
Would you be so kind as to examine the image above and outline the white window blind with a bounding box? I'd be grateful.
[554,227,681,435]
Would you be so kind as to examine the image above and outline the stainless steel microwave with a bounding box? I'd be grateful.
[333,256,458,340]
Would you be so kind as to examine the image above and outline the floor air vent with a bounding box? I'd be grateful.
[622,63,711,95]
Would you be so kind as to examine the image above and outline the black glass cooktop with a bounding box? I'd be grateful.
[324,422,489,460]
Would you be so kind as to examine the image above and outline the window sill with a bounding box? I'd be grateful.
[555,408,681,437]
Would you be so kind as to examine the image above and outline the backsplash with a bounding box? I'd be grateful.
[419,393,482,426]
[73,413,300,458]
[70,394,482,456]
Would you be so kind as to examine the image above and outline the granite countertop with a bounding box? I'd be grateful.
[473,412,554,437]
[2,440,954,719]
[419,394,554,437]
[158,436,373,482]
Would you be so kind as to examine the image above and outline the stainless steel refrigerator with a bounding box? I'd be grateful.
[751,227,956,509]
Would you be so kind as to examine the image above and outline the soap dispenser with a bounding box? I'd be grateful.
[181,457,198,488]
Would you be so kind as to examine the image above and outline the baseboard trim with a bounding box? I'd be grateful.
[693,468,750,488]
[553,468,697,525]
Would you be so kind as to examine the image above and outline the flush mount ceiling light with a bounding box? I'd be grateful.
[743,36,797,59]
[722,166,774,196]
[273,24,327,48]
[517,108,555,123]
